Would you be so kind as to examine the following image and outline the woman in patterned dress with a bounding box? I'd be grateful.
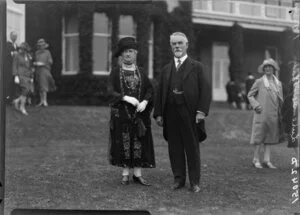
[108,37,155,186]
[12,42,34,115]
[34,38,56,107]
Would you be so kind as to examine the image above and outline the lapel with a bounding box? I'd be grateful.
[182,57,193,81]
[265,87,278,106]
[265,83,283,106]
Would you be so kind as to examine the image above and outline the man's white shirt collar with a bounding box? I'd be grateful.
[174,55,188,67]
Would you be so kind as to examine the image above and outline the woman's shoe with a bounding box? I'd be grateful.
[133,175,151,186]
[20,109,28,116]
[121,176,129,185]
[262,161,277,169]
[36,103,43,107]
[252,159,263,169]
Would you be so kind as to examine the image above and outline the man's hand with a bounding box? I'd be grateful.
[123,95,139,107]
[196,111,205,123]
[255,105,262,114]
[156,116,163,127]
[137,100,148,112]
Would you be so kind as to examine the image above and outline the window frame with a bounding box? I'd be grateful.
[62,16,79,76]
[148,22,154,79]
[92,13,112,76]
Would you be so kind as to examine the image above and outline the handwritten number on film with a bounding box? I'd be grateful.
[291,158,299,204]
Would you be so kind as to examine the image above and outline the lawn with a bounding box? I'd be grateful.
[4,104,300,215]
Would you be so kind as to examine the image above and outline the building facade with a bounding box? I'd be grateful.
[23,0,299,104]
[192,0,299,101]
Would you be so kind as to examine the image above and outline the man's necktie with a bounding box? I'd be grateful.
[176,59,181,71]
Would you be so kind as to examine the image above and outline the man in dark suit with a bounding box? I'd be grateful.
[153,32,211,193]
[5,31,18,103]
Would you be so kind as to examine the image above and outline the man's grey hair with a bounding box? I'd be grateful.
[10,31,18,36]
[170,32,189,44]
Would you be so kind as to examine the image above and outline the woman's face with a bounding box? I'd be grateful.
[121,49,137,65]
[264,65,275,76]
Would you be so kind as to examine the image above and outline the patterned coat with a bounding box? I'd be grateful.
[107,66,155,168]
[248,76,284,145]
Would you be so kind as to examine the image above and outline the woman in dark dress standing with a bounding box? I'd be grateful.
[108,37,155,186]
[12,42,34,115]
[34,38,56,107]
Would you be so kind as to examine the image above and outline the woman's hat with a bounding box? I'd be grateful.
[37,38,49,49]
[114,37,138,58]
[18,42,31,52]
[258,58,280,74]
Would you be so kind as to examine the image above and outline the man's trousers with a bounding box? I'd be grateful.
[165,102,201,186]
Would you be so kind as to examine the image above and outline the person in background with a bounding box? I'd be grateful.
[226,77,240,109]
[12,42,34,115]
[34,38,56,107]
[282,61,299,168]
[248,58,284,169]
[5,31,19,103]
[153,32,211,193]
[107,37,155,186]
[245,72,255,110]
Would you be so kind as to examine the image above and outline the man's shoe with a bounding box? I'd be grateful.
[171,182,185,190]
[132,175,151,186]
[121,175,129,185]
[191,185,201,193]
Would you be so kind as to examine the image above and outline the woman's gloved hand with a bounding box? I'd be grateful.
[123,95,139,107]
[137,100,148,112]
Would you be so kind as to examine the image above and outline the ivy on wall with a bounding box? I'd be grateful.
[228,22,244,81]
[279,27,298,95]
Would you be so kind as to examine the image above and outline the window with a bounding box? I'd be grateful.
[62,13,79,75]
[148,23,154,79]
[6,6,24,44]
[119,15,136,38]
[93,13,112,75]
[118,15,136,66]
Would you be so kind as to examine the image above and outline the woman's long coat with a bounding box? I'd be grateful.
[248,77,284,145]
[12,53,34,96]
[107,66,155,168]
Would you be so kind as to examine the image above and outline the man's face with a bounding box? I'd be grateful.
[170,35,188,58]
[10,33,17,43]
[121,49,137,65]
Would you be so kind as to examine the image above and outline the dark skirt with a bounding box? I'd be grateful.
[108,108,155,168]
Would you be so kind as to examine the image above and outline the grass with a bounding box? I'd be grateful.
[4,104,300,215]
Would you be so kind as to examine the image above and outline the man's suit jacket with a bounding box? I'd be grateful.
[153,57,211,141]
[4,41,18,99]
